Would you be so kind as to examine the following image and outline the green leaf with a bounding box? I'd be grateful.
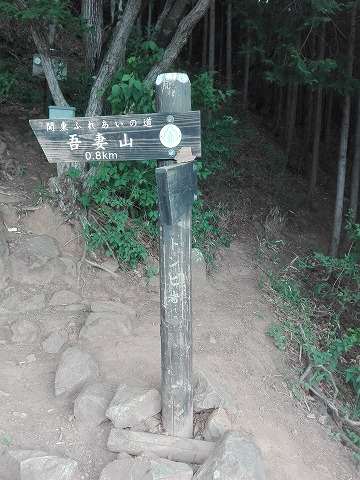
[0,430,12,446]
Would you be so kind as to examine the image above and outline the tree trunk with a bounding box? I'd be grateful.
[202,10,209,69]
[329,3,357,258]
[153,0,176,40]
[308,22,326,203]
[145,0,215,84]
[349,92,360,224]
[300,86,313,173]
[156,0,193,47]
[82,0,103,75]
[242,28,251,110]
[226,0,232,89]
[284,79,298,163]
[86,0,142,116]
[208,1,215,72]
[274,85,283,137]
[322,89,334,165]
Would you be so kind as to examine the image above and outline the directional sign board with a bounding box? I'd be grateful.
[29,111,201,163]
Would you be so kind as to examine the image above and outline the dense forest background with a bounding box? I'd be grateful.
[1,0,360,456]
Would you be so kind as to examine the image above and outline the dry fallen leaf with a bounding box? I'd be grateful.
[175,146,196,163]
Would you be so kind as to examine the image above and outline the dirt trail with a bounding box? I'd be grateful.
[0,113,358,479]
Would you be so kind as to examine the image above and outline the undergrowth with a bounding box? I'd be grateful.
[71,43,234,269]
[261,219,360,457]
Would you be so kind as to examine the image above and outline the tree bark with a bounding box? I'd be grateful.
[329,3,357,258]
[226,0,232,89]
[208,1,215,72]
[349,92,360,224]
[86,0,142,116]
[82,0,103,75]
[145,0,215,84]
[242,27,251,110]
[308,22,325,203]
[156,0,193,47]
[202,10,209,69]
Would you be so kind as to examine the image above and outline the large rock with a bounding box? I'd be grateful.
[10,235,60,284]
[100,454,193,480]
[79,312,132,344]
[99,457,147,480]
[193,371,236,414]
[5,449,81,480]
[203,407,232,442]
[74,383,115,426]
[12,235,59,270]
[193,430,267,480]
[144,455,194,480]
[106,385,161,429]
[55,347,99,398]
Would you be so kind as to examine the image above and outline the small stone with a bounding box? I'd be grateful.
[79,312,131,344]
[42,330,68,354]
[208,335,216,344]
[10,319,39,344]
[49,290,82,306]
[318,415,328,426]
[91,300,136,318]
[106,385,161,429]
[25,354,36,363]
[55,347,99,398]
[100,258,119,273]
[307,413,316,419]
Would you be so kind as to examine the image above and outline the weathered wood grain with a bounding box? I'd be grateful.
[29,111,201,163]
[107,429,215,464]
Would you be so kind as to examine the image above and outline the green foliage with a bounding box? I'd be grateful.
[77,55,235,269]
[262,221,360,432]
[0,0,87,34]
[107,40,163,115]
[79,160,158,269]
[191,72,235,113]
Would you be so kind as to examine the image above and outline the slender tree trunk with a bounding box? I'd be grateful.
[147,1,152,40]
[322,89,334,164]
[242,28,251,109]
[300,86,314,173]
[208,1,215,72]
[153,0,175,38]
[329,3,357,258]
[284,79,299,163]
[156,0,193,47]
[308,22,325,202]
[349,92,360,224]
[274,85,283,137]
[82,0,103,75]
[145,0,215,83]
[202,10,209,69]
[226,0,232,89]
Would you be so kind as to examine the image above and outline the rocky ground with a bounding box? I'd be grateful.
[0,108,359,479]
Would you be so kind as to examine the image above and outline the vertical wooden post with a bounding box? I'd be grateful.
[155,73,193,438]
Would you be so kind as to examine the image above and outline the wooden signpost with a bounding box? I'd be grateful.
[30,72,200,440]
